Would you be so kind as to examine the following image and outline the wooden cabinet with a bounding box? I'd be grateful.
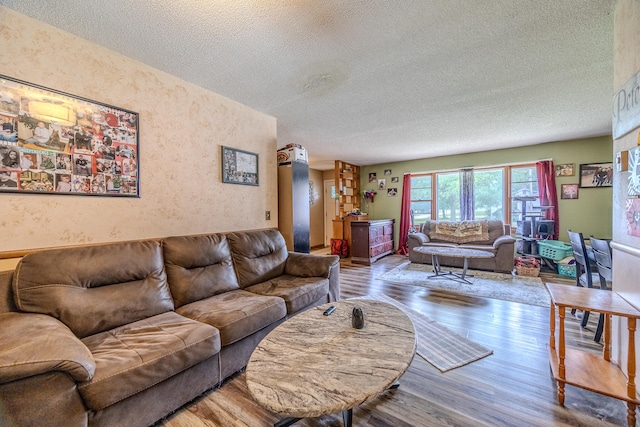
[545,283,640,427]
[332,215,368,257]
[350,219,394,265]
[334,160,360,221]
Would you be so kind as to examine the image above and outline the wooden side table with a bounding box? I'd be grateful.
[545,283,640,426]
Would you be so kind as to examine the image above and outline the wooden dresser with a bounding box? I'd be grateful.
[350,219,395,265]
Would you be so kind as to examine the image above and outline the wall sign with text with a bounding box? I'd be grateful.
[613,69,640,139]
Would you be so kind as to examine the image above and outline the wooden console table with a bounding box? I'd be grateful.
[545,283,640,426]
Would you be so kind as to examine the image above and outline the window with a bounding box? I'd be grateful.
[436,172,460,221]
[510,165,539,226]
[410,164,537,227]
[473,168,504,220]
[409,175,432,229]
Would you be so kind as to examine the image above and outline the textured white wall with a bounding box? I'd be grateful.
[612,0,640,371]
[0,8,278,252]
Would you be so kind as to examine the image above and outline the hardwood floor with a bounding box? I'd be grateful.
[157,254,629,427]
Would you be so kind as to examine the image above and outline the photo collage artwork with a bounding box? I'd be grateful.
[0,76,139,196]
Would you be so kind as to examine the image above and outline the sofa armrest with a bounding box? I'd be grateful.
[284,252,339,278]
[0,312,95,384]
[408,232,430,246]
[493,234,516,249]
[285,253,340,302]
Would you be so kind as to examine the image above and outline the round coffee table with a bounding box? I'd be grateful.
[412,246,495,284]
[245,300,416,427]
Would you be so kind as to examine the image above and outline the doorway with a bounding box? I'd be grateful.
[324,179,336,246]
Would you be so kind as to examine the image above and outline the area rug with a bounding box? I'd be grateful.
[378,261,550,307]
[350,293,493,372]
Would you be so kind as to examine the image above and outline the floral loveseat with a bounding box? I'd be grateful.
[407,219,515,273]
[0,229,339,427]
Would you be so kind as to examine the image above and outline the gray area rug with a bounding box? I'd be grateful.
[350,294,493,372]
[378,261,550,307]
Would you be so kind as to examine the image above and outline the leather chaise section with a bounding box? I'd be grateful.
[79,311,220,411]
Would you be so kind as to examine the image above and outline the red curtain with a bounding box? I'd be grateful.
[536,160,559,240]
[396,174,412,255]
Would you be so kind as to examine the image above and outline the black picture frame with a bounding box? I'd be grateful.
[0,74,139,196]
[578,162,613,188]
[221,145,259,186]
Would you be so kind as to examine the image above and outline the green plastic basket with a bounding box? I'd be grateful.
[537,240,573,261]
[557,263,577,278]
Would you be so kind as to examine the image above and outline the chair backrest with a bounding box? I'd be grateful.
[567,230,597,288]
[589,236,612,289]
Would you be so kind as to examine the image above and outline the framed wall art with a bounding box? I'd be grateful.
[578,162,613,188]
[628,146,640,196]
[560,184,579,199]
[221,146,259,186]
[555,163,575,176]
[0,75,139,196]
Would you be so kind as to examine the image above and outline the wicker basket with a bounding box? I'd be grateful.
[516,265,540,277]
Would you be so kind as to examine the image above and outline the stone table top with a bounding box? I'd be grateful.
[413,245,495,259]
[245,300,416,419]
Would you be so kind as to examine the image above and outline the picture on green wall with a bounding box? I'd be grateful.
[579,162,613,188]
[561,184,579,199]
[555,163,575,176]
[0,74,139,197]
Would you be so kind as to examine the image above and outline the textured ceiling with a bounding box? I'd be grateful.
[0,1,615,170]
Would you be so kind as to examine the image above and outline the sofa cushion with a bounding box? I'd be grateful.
[13,241,174,338]
[227,229,288,288]
[244,275,329,313]
[176,289,286,346]
[163,234,240,308]
[430,220,489,244]
[78,311,220,411]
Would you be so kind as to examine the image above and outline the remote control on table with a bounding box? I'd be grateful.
[323,306,336,316]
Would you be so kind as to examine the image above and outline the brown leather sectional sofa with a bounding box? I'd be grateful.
[407,219,516,273]
[0,229,340,427]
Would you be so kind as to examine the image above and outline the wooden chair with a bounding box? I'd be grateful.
[589,236,613,342]
[567,230,600,327]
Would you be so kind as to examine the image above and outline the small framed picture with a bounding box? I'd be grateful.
[221,146,259,186]
[387,188,398,196]
[561,184,579,199]
[377,178,386,190]
[384,169,392,175]
[368,172,377,183]
[391,176,399,183]
[555,163,575,176]
[579,162,613,188]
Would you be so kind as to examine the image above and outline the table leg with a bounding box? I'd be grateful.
[558,306,566,406]
[460,257,469,279]
[342,408,353,427]
[627,318,637,427]
[431,254,441,274]
[274,417,300,427]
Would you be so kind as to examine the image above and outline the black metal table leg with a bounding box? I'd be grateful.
[275,417,300,427]
[342,408,353,427]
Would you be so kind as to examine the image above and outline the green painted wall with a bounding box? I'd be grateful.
[359,136,613,245]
